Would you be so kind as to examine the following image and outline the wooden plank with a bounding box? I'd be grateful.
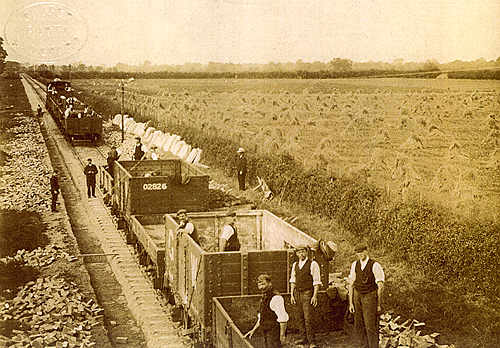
[241,252,248,295]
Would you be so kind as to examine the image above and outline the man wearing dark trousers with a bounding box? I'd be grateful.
[244,274,289,347]
[348,242,385,348]
[84,158,98,198]
[290,244,322,348]
[50,172,59,212]
[236,147,247,191]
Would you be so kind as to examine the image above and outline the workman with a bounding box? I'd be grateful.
[106,146,120,177]
[290,244,322,348]
[236,147,247,191]
[348,242,385,348]
[83,158,98,198]
[36,104,43,117]
[150,146,159,160]
[50,172,60,212]
[244,274,289,347]
[176,209,199,245]
[219,211,241,252]
[133,137,147,161]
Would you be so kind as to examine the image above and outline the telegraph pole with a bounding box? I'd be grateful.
[121,82,125,142]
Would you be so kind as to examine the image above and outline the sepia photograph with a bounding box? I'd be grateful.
[0,0,499,347]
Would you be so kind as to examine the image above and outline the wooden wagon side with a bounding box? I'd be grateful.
[213,293,346,348]
[113,160,209,220]
[129,214,166,288]
[164,210,330,346]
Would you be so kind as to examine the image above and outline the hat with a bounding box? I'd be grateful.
[135,136,141,140]
[176,209,187,216]
[295,243,309,251]
[257,274,272,283]
[151,145,158,150]
[226,211,236,217]
[354,242,368,253]
[237,147,245,153]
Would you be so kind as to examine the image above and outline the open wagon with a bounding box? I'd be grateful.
[212,292,347,348]
[164,210,331,346]
[113,159,210,225]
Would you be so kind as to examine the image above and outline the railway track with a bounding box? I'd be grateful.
[21,74,188,348]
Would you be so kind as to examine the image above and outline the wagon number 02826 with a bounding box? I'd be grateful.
[142,183,168,190]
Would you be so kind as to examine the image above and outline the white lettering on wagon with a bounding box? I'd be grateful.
[142,183,168,191]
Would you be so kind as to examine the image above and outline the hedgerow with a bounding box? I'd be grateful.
[154,118,500,299]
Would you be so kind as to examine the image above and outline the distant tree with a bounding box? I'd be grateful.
[0,37,8,74]
[422,59,440,71]
[328,58,353,71]
[496,56,500,66]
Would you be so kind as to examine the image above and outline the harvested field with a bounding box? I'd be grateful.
[73,78,500,221]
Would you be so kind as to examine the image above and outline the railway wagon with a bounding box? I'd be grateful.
[128,214,167,288]
[111,159,209,246]
[45,80,103,143]
[164,210,330,346]
[213,292,346,348]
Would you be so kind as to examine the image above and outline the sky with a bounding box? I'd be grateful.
[1,0,499,66]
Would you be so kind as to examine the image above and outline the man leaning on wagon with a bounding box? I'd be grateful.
[176,209,199,245]
[244,274,289,348]
[348,242,385,348]
[290,244,321,348]
[219,211,241,252]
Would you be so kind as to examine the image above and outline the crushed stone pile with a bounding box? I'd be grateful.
[0,277,103,347]
[0,245,78,269]
[0,113,52,212]
[379,313,455,348]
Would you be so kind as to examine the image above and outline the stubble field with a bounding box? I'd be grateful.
[73,78,500,221]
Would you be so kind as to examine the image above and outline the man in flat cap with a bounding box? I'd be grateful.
[133,137,146,161]
[83,158,98,199]
[244,273,289,347]
[236,147,247,191]
[176,209,199,245]
[219,211,241,252]
[290,244,322,348]
[348,242,385,348]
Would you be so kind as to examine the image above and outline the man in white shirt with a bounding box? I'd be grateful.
[219,212,240,252]
[244,274,288,347]
[176,209,199,245]
[290,244,322,348]
[348,242,385,348]
[150,146,159,160]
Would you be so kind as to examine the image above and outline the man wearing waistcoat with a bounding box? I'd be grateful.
[290,244,321,348]
[219,211,241,252]
[348,242,385,348]
[133,137,146,161]
[176,209,200,245]
[244,274,289,347]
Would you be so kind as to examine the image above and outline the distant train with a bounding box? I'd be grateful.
[45,79,103,144]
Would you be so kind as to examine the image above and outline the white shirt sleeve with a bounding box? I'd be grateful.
[269,295,289,322]
[348,261,357,285]
[310,261,322,287]
[372,262,385,283]
[289,262,296,284]
[220,225,234,240]
[184,222,194,236]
